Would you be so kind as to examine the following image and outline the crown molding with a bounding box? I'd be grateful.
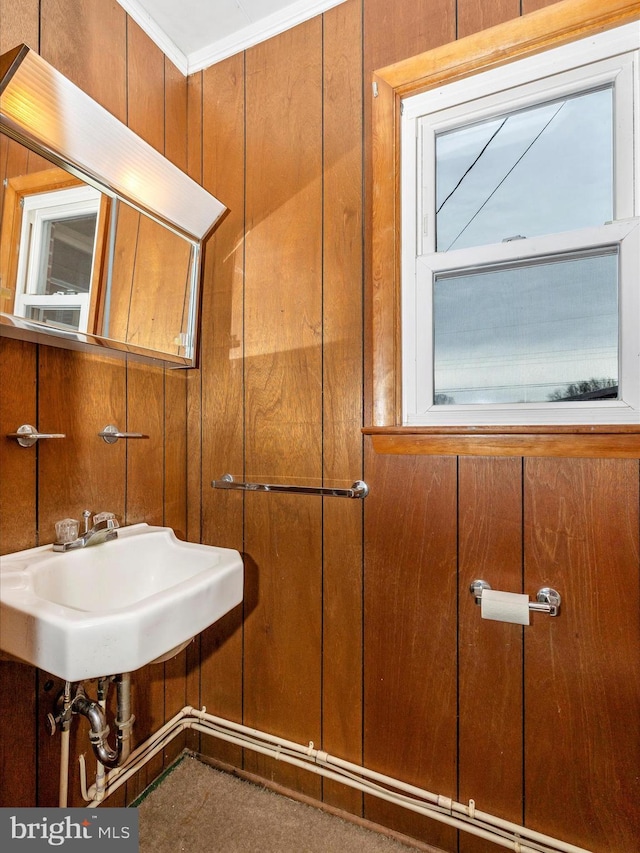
[117,0,189,74]
[187,0,346,72]
[118,0,347,76]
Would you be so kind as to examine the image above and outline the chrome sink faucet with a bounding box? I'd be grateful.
[53,511,119,552]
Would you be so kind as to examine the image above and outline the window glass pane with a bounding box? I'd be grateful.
[36,213,97,295]
[25,305,82,330]
[435,87,613,251]
[433,250,618,405]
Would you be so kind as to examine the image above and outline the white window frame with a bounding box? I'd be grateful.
[401,23,640,426]
[13,185,101,332]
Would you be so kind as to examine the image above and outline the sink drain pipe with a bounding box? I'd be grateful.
[75,705,592,853]
[72,673,134,771]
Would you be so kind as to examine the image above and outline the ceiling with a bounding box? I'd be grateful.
[116,0,346,75]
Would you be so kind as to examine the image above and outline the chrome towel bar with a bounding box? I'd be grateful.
[211,474,369,499]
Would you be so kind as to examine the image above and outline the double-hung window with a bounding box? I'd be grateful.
[401,23,639,426]
[13,184,101,333]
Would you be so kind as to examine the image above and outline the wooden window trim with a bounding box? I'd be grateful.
[368,0,640,457]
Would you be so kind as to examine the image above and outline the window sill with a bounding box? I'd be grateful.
[362,425,640,458]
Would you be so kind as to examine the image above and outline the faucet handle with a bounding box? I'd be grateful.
[55,518,79,544]
[93,512,119,529]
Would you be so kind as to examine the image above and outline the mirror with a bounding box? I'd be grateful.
[0,44,226,367]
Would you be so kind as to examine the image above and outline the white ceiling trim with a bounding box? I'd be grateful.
[118,0,190,74]
[187,0,347,72]
[117,0,348,76]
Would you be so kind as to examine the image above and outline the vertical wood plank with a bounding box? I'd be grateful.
[363,446,458,851]
[243,492,322,797]
[0,339,36,553]
[40,0,127,121]
[321,0,365,815]
[364,0,456,71]
[522,0,560,13]
[163,375,189,774]
[199,51,245,766]
[0,321,38,809]
[0,0,38,51]
[164,370,187,538]
[126,20,165,153]
[458,457,524,853]
[244,20,324,481]
[164,58,188,172]
[456,0,521,38]
[363,0,456,426]
[123,360,165,798]
[0,662,37,806]
[125,363,164,528]
[185,70,205,751]
[524,458,640,851]
[242,19,324,795]
[185,69,203,547]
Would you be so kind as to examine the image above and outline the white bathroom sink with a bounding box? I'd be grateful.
[0,523,243,682]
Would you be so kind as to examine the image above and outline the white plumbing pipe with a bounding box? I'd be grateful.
[186,722,533,853]
[184,709,592,853]
[82,709,189,800]
[83,723,191,805]
[85,717,516,849]
[57,681,73,808]
[79,707,593,853]
[185,714,587,853]
[58,726,70,808]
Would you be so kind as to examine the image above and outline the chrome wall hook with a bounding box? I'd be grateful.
[99,425,149,444]
[7,424,65,447]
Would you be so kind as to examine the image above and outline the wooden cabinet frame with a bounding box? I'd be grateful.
[366,0,640,457]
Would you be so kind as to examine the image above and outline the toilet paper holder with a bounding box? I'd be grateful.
[469,580,561,616]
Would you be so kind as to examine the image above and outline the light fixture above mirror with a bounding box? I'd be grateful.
[0,44,226,366]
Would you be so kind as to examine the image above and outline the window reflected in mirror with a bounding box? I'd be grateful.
[14,184,102,332]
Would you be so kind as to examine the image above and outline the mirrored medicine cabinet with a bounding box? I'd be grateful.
[0,44,226,367]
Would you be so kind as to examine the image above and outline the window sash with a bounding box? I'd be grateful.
[403,220,640,425]
[415,52,635,257]
[14,292,91,330]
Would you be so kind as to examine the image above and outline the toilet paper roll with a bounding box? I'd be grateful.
[481,589,530,625]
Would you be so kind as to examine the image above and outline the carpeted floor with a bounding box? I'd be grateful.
[137,755,419,853]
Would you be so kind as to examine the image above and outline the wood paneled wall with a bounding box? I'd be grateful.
[1,2,639,852]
